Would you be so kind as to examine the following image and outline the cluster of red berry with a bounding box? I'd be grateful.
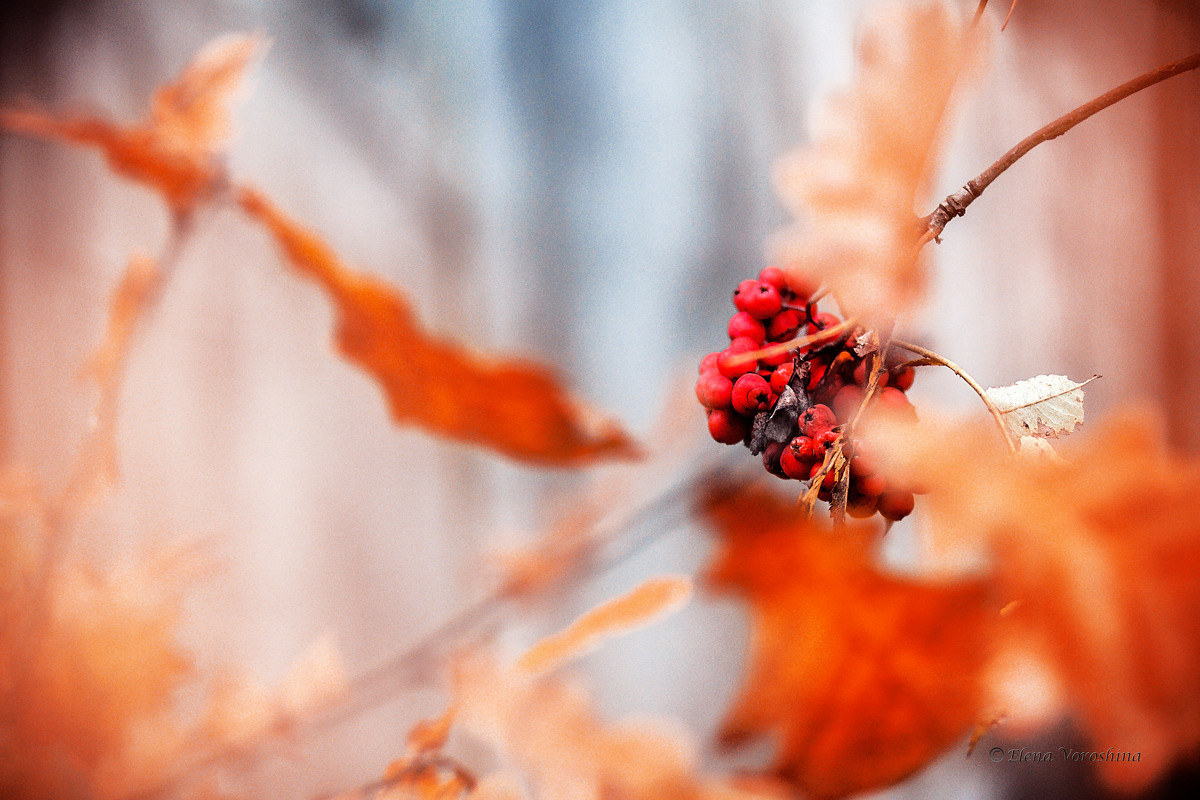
[696,267,917,522]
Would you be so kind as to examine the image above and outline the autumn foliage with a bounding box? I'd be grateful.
[4,2,1200,799]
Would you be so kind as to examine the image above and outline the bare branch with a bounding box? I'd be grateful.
[889,340,1017,453]
[925,50,1200,241]
[1001,0,1019,31]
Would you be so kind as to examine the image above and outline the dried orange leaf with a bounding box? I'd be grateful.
[701,484,993,799]
[237,186,638,466]
[406,705,459,757]
[0,34,263,210]
[517,575,692,674]
[149,33,263,156]
[771,0,982,326]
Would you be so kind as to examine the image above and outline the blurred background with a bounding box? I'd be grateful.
[2,1,1199,798]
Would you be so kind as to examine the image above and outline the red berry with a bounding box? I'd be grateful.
[695,373,733,409]
[770,362,795,394]
[779,440,811,479]
[699,352,720,375]
[762,441,787,478]
[852,358,889,388]
[717,345,756,379]
[786,270,819,301]
[821,467,838,490]
[732,279,759,312]
[729,336,760,353]
[856,473,887,498]
[767,309,802,340]
[877,490,915,521]
[806,312,843,345]
[849,452,877,477]
[801,404,838,438]
[816,429,840,452]
[727,312,767,342]
[878,386,918,420]
[832,384,865,420]
[891,365,915,391]
[792,435,818,461]
[846,494,878,518]
[732,373,773,415]
[758,266,787,292]
[707,409,749,445]
[741,281,783,320]
[807,361,828,390]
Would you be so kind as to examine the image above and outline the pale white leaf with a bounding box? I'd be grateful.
[985,374,1099,441]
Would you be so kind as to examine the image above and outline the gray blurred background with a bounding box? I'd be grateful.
[2,1,1199,798]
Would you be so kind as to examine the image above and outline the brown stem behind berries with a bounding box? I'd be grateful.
[924,49,1200,241]
[725,318,858,372]
[889,340,1017,453]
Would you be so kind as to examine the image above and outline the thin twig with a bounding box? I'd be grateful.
[1000,0,1019,31]
[50,211,193,524]
[889,339,1016,453]
[972,0,990,27]
[122,454,750,800]
[925,49,1200,241]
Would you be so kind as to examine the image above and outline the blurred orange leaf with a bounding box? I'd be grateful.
[517,575,692,673]
[0,34,263,211]
[867,406,1200,792]
[771,1,981,327]
[237,186,638,466]
[454,654,784,800]
[702,484,993,799]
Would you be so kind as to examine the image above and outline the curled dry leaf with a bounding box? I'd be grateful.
[865,405,1200,792]
[237,186,638,466]
[0,34,264,211]
[984,374,1098,442]
[771,0,981,327]
[701,484,994,800]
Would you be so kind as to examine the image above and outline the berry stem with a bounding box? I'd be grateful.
[923,48,1200,241]
[889,339,1017,453]
[723,318,858,372]
[847,332,890,431]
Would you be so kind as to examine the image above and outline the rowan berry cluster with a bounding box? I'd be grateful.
[696,267,917,522]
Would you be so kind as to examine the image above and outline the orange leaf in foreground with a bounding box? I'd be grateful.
[867,407,1200,792]
[702,484,993,799]
[0,34,263,211]
[237,186,638,466]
